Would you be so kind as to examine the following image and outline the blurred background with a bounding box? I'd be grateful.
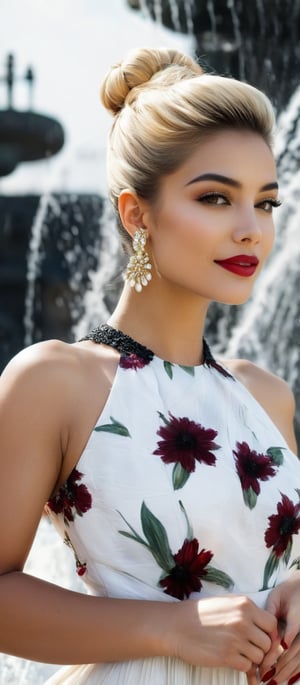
[1,0,300,681]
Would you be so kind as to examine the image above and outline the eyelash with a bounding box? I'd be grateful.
[258,199,282,212]
[197,192,282,213]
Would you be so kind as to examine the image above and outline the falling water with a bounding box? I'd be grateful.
[23,193,60,346]
[139,0,152,20]
[227,0,245,80]
[74,199,125,339]
[207,0,217,39]
[153,0,163,24]
[183,0,194,35]
[168,0,181,33]
[255,0,266,35]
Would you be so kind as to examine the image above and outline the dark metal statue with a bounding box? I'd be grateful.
[0,54,64,176]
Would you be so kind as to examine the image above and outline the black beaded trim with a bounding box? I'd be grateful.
[202,338,233,379]
[80,324,154,362]
[79,323,233,378]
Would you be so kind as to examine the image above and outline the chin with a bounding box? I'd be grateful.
[219,293,252,306]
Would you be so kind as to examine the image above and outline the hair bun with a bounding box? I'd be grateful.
[100,47,203,115]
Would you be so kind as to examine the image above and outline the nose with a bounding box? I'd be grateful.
[232,207,262,245]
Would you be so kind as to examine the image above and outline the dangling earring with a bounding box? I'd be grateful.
[125,228,152,293]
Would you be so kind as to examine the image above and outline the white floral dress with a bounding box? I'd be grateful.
[45,325,300,685]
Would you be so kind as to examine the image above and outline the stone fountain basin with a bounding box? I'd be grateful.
[0,109,64,175]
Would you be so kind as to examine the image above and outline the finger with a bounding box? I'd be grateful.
[265,587,281,616]
[255,608,278,638]
[284,620,300,651]
[259,635,282,674]
[270,636,300,683]
[248,624,273,656]
[247,665,259,685]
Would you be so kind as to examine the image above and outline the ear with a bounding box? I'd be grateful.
[118,190,148,238]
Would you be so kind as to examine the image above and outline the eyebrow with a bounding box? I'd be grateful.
[185,173,278,192]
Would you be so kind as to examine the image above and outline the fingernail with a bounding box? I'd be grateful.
[288,673,300,685]
[261,667,276,682]
[281,638,288,650]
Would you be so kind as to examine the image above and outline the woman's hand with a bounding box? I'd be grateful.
[170,594,276,672]
[259,573,300,684]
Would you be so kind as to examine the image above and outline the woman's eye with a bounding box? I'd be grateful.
[257,199,282,213]
[198,193,229,205]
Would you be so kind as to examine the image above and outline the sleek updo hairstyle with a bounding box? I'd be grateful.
[100,47,275,253]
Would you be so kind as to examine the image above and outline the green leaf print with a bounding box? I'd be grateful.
[164,361,173,379]
[172,462,191,490]
[261,551,280,591]
[94,416,131,437]
[179,365,195,377]
[266,447,285,466]
[141,502,175,572]
[118,512,150,550]
[179,500,193,540]
[204,567,234,589]
[290,556,300,570]
[243,486,257,510]
[163,361,195,378]
[283,538,293,565]
[157,411,169,426]
[118,501,235,600]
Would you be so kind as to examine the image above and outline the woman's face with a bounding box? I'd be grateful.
[144,130,278,305]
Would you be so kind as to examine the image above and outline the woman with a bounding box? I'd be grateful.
[1,47,300,685]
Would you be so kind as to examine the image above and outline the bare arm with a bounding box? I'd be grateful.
[0,342,171,663]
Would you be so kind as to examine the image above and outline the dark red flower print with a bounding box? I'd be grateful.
[76,562,87,576]
[48,469,92,525]
[233,441,277,509]
[154,414,219,473]
[119,353,152,370]
[119,501,234,598]
[265,493,300,558]
[159,539,213,600]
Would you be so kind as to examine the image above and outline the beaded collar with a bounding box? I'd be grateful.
[79,323,232,378]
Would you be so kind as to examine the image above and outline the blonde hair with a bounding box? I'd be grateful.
[100,47,275,253]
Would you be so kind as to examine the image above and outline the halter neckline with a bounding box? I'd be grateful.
[79,323,232,378]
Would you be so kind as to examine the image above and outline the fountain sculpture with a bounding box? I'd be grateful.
[0,54,64,176]
[0,55,105,369]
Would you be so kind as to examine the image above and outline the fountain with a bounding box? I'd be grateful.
[0,54,107,370]
[127,0,300,112]
[0,54,64,176]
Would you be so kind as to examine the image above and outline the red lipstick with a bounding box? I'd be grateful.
[214,254,259,277]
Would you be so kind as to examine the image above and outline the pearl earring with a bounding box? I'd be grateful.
[125,228,152,293]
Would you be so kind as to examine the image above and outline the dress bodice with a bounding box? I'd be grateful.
[46,325,300,684]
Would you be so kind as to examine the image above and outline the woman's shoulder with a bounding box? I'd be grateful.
[2,338,77,377]
[223,357,297,452]
[0,339,121,493]
[1,338,120,431]
[0,340,83,442]
[1,338,117,385]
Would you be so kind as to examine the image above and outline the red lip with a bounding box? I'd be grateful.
[214,254,259,277]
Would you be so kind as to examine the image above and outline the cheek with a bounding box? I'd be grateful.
[152,206,215,265]
[263,220,275,256]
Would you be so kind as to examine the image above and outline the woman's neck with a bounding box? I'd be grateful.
[108,283,210,367]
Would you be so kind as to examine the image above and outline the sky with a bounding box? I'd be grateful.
[0,0,191,195]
